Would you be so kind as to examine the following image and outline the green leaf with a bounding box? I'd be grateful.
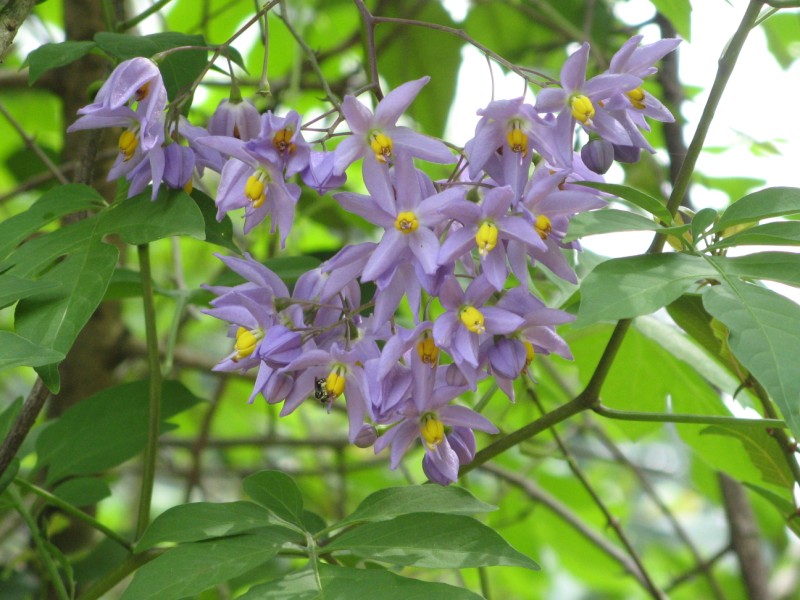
[702,280,800,442]
[15,240,119,392]
[239,564,485,600]
[0,184,105,261]
[120,529,293,600]
[263,256,321,288]
[0,458,19,495]
[649,0,692,41]
[574,182,672,224]
[103,267,144,300]
[52,477,111,507]
[98,189,206,245]
[762,12,800,69]
[25,40,97,84]
[743,483,800,538]
[0,274,60,308]
[190,190,238,252]
[325,513,538,570]
[136,501,272,552]
[0,397,23,442]
[715,186,800,231]
[243,470,305,527]
[0,332,65,370]
[576,253,713,325]
[690,207,719,242]
[702,425,794,489]
[334,485,496,530]
[377,2,463,138]
[565,209,689,242]
[714,252,800,288]
[666,294,723,359]
[35,380,200,485]
[710,221,800,250]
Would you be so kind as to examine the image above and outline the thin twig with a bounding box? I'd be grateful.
[0,100,69,185]
[0,379,50,481]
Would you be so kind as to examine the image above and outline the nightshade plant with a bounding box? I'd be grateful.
[2,1,800,599]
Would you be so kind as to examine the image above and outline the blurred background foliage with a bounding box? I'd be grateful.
[1,0,800,598]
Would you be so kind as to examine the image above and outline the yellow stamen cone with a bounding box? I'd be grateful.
[395,211,419,234]
[476,222,499,256]
[460,306,486,334]
[420,413,445,450]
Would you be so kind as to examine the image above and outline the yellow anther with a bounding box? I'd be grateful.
[244,173,267,208]
[369,131,393,163]
[570,94,596,125]
[325,371,346,399]
[420,413,445,450]
[460,306,486,334]
[118,130,138,161]
[506,126,528,156]
[417,336,439,366]
[183,179,193,194]
[233,327,259,361]
[395,211,419,234]
[476,221,499,256]
[626,87,646,110]
[523,341,536,372]
[535,214,552,240]
[273,128,297,155]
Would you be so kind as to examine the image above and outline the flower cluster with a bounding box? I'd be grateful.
[70,36,679,484]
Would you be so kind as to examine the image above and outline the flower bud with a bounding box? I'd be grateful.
[580,139,614,175]
[354,424,378,448]
[613,144,641,164]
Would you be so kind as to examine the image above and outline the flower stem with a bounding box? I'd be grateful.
[135,243,163,540]
[15,477,133,551]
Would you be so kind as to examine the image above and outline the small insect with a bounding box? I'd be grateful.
[313,378,329,404]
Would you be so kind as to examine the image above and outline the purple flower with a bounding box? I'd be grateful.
[301,151,347,194]
[438,185,545,290]
[208,98,261,141]
[333,77,454,174]
[334,153,463,281]
[245,110,311,177]
[535,43,641,147]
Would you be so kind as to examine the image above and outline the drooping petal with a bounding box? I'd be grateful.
[374,76,430,126]
[440,405,499,433]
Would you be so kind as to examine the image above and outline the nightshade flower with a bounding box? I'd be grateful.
[333,77,454,174]
[438,185,546,290]
[534,43,641,147]
[301,151,347,194]
[197,135,300,243]
[245,110,311,177]
[373,352,497,485]
[334,153,463,282]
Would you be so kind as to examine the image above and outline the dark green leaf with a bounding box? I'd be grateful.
[0,331,65,370]
[52,477,111,507]
[325,512,538,570]
[564,209,686,242]
[0,274,60,308]
[702,425,794,488]
[35,380,200,484]
[103,267,144,300]
[243,470,305,527]
[136,501,272,552]
[666,294,723,359]
[0,184,104,261]
[574,182,671,224]
[15,240,119,392]
[121,529,293,600]
[576,253,713,325]
[709,221,800,250]
[190,190,238,252]
[240,564,485,600]
[98,189,206,245]
[263,256,321,288]
[334,485,496,530]
[713,252,800,288]
[26,41,97,84]
[743,483,800,538]
[715,186,800,231]
[0,397,23,442]
[703,280,800,442]
[0,458,19,495]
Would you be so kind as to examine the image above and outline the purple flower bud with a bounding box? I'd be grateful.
[162,143,195,190]
[488,337,527,380]
[354,424,378,448]
[613,144,641,163]
[208,99,261,141]
[302,151,347,195]
[448,427,476,464]
[580,139,614,175]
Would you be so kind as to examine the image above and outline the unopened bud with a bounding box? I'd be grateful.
[580,139,614,175]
